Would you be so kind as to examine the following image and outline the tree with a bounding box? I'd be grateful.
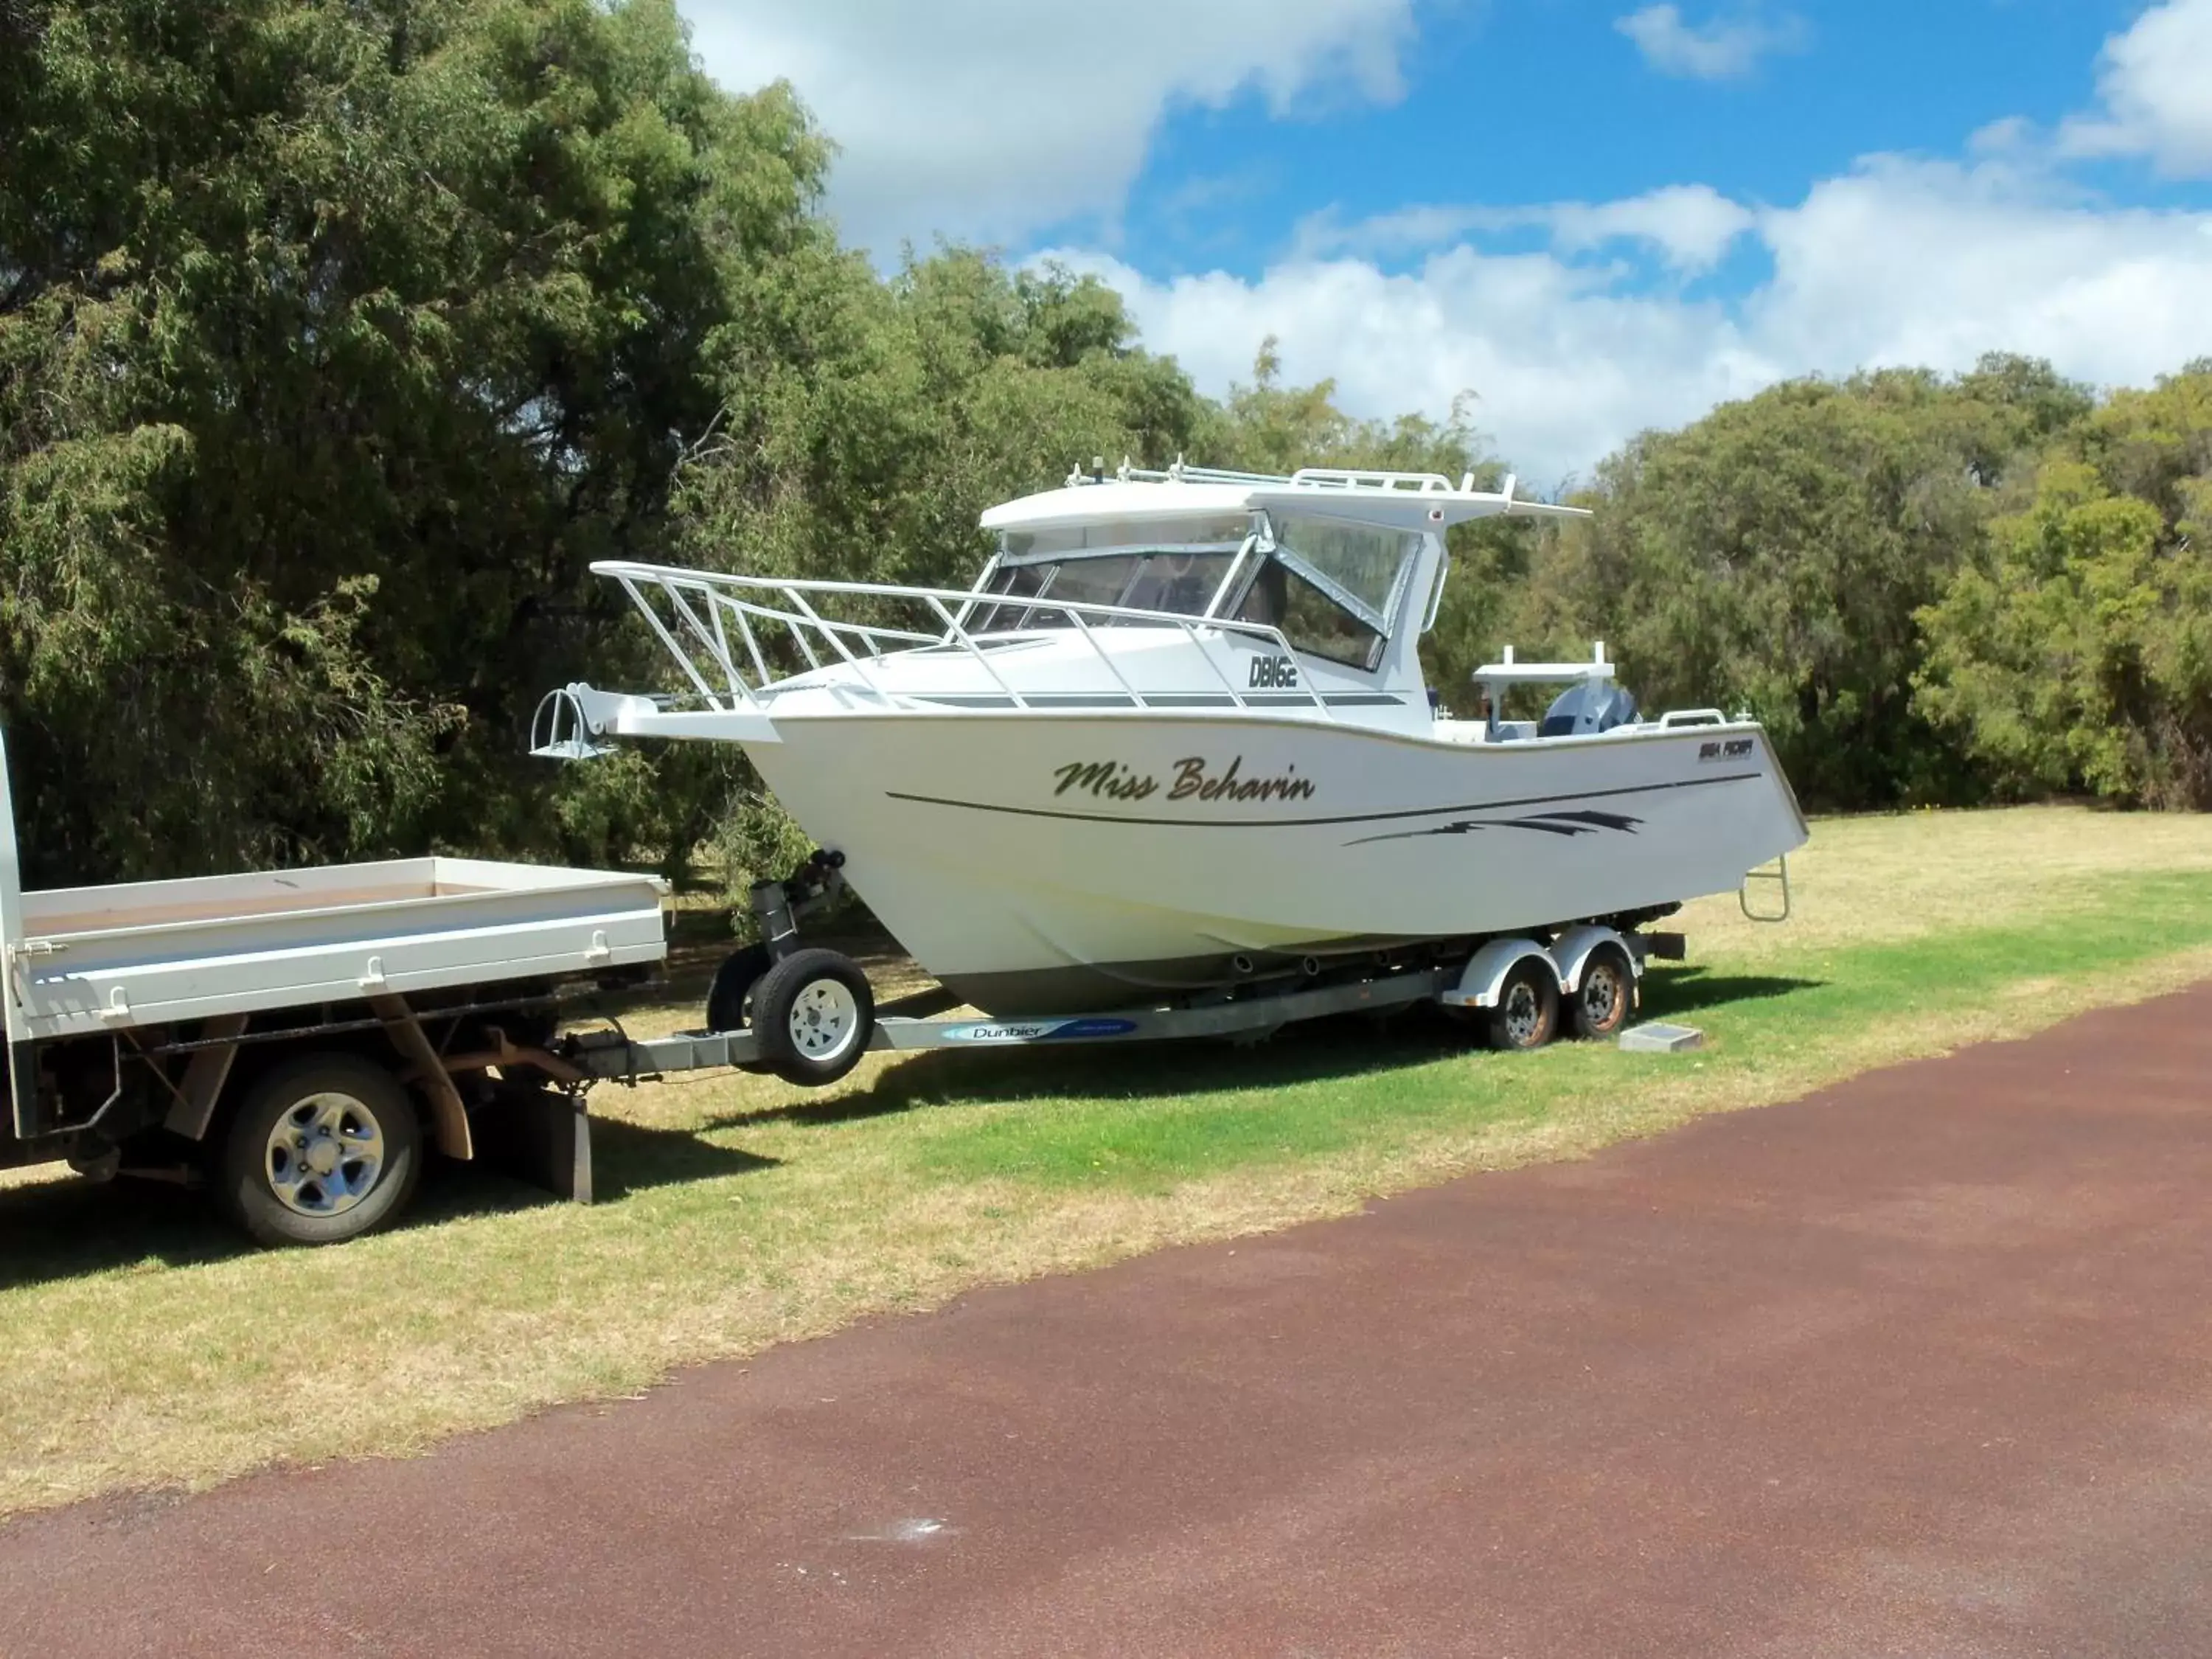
[2077,364,2212,527]
[1501,367,2073,808]
[1917,456,2212,810]
[1,0,830,881]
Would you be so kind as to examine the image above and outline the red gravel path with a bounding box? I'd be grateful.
[5,987,2211,1658]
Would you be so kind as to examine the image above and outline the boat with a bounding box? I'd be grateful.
[536,462,1809,1015]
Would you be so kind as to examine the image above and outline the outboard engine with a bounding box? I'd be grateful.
[1539,679,1639,737]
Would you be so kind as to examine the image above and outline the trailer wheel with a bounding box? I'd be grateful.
[1488,960,1559,1053]
[1568,944,1635,1041]
[751,948,874,1086]
[219,1055,423,1248]
[706,943,773,1034]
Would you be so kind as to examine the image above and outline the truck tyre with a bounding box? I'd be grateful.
[220,1054,423,1247]
[751,948,874,1086]
[1487,959,1559,1053]
[706,943,773,1034]
[1568,943,1636,1041]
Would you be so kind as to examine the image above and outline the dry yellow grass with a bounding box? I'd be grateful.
[0,804,2207,1517]
[1676,802,2212,962]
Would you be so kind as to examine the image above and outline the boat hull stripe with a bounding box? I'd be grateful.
[883,770,1765,830]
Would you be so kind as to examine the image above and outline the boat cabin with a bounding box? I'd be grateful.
[549,461,1613,754]
[971,503,1421,675]
[967,461,1595,727]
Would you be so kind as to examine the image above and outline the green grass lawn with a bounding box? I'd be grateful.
[910,866,2212,1192]
[1,806,2208,1517]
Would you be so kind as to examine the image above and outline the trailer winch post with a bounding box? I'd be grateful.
[750,849,848,964]
[748,879,801,963]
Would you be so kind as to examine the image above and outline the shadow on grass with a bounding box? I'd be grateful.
[0,1116,780,1291]
[709,1006,1486,1133]
[705,967,1831,1135]
[0,1175,251,1289]
[586,1115,779,1202]
[0,965,1829,1287]
[1639,967,1823,1019]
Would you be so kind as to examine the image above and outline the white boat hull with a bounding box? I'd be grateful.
[750,712,1807,1013]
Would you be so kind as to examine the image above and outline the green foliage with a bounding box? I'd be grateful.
[710,785,815,926]
[1499,363,2082,807]
[672,254,1211,595]
[1,0,826,880]
[1917,459,2212,807]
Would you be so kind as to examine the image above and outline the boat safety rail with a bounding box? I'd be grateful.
[587,560,1340,718]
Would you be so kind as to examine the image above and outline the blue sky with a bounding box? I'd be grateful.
[1079,1,2171,271]
[678,1,2212,483]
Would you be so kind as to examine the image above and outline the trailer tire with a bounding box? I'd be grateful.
[219,1055,423,1248]
[706,943,774,1034]
[1568,943,1636,1041]
[751,948,874,1086]
[1487,959,1559,1053]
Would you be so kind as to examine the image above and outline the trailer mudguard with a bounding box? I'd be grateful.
[1548,925,1643,995]
[1441,937,1559,1009]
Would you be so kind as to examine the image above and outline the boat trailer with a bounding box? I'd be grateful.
[557,852,1686,1096]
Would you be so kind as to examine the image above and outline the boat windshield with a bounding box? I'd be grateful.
[965,509,1425,673]
[972,512,1251,632]
[1234,513,1424,672]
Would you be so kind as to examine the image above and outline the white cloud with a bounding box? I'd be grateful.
[1745,159,2212,379]
[681,2,2212,485]
[1545,187,1761,270]
[678,0,1416,254]
[1046,245,1774,491]
[1615,4,1809,80]
[1966,115,2035,159]
[2059,0,2212,177]
[1049,159,2212,486]
[1299,184,1758,273]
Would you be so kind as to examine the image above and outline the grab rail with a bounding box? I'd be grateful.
[1739,855,1792,923]
[588,560,1339,720]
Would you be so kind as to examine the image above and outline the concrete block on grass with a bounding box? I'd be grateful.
[1619,1022,1705,1054]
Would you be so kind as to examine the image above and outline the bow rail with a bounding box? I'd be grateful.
[586,559,1341,720]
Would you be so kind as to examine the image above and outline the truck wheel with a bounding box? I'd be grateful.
[751,948,874,1086]
[1487,959,1559,1053]
[220,1055,423,1248]
[1568,944,1635,1041]
[706,943,773,1033]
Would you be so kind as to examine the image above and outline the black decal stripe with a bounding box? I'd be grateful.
[884,771,1763,830]
[1349,809,1645,846]
[1534,809,1644,832]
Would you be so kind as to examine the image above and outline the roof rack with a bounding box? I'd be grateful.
[1063,456,1291,489]
[1064,456,1548,510]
